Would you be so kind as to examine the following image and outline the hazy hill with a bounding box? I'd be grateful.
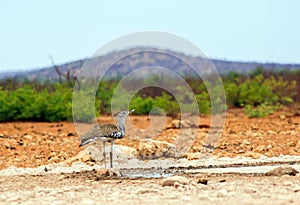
[1,47,300,81]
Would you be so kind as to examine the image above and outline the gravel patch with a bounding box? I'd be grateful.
[1,155,300,177]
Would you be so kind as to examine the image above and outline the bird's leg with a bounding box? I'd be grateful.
[102,141,106,168]
[110,141,114,168]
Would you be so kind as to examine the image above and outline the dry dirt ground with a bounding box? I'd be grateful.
[1,173,300,205]
[1,108,300,204]
[1,108,300,169]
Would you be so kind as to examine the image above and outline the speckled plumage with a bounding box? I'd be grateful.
[79,124,123,146]
[78,109,135,168]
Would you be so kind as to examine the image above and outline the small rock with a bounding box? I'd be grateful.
[66,150,93,164]
[251,126,258,130]
[242,140,250,146]
[279,114,286,120]
[48,156,61,163]
[161,176,189,187]
[197,194,211,202]
[288,142,296,147]
[3,141,10,148]
[174,181,181,188]
[186,152,201,160]
[256,145,266,152]
[244,151,262,159]
[170,119,181,128]
[114,145,138,158]
[96,168,122,177]
[197,178,208,185]
[219,179,226,183]
[265,165,299,176]
[180,120,193,128]
[169,119,193,128]
[238,149,245,154]
[267,130,277,135]
[138,139,180,159]
[294,188,300,192]
[23,134,33,140]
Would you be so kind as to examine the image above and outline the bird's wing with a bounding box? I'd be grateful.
[98,124,121,136]
[79,124,122,146]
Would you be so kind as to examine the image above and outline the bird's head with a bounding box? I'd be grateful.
[113,109,135,119]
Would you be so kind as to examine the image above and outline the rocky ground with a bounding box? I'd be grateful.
[1,108,300,204]
[1,172,300,205]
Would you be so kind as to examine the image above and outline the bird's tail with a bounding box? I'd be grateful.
[79,136,98,147]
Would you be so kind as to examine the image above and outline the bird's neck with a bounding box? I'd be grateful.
[117,118,126,135]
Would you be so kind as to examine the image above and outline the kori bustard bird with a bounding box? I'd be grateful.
[79,109,135,168]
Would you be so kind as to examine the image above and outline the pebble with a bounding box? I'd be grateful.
[279,115,286,120]
[265,165,299,176]
[267,130,277,135]
[186,152,201,160]
[242,140,250,146]
[96,168,122,177]
[244,151,262,159]
[23,134,33,140]
[138,139,180,159]
[161,176,189,187]
[219,178,226,183]
[197,178,208,185]
[197,194,212,202]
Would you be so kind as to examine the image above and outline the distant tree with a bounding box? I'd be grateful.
[49,56,81,89]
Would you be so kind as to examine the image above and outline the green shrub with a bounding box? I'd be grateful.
[0,84,73,122]
[224,73,297,117]
[153,93,180,116]
[196,91,210,114]
[0,68,297,121]
[45,85,73,122]
[129,96,154,115]
[244,102,280,118]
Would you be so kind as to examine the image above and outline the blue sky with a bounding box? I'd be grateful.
[1,0,300,71]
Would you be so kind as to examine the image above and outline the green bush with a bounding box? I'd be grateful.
[73,90,100,123]
[224,73,297,117]
[45,84,73,122]
[225,74,276,107]
[153,93,180,116]
[129,96,154,115]
[128,92,180,116]
[0,84,73,122]
[244,102,280,118]
[196,91,210,114]
[0,68,297,121]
